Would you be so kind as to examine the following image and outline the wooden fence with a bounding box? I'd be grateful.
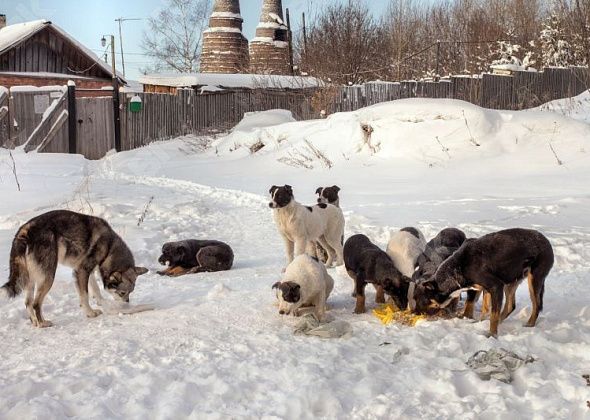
[118,89,315,150]
[0,66,588,159]
[333,67,590,112]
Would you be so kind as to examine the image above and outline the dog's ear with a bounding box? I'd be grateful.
[284,185,293,193]
[332,185,341,193]
[135,267,149,276]
[272,281,281,290]
[269,185,278,195]
[315,187,322,195]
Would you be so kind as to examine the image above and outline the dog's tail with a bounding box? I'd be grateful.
[1,227,30,298]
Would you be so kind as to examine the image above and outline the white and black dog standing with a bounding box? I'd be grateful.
[316,185,341,207]
[269,185,344,267]
[315,185,341,262]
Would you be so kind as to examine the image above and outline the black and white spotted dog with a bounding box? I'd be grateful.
[269,185,344,267]
[316,185,341,207]
[315,185,341,262]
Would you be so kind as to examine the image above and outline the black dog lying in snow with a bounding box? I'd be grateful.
[157,240,234,277]
[411,228,554,337]
[344,234,411,314]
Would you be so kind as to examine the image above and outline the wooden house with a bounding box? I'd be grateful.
[0,17,125,95]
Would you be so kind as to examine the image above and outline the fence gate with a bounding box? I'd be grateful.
[76,96,114,159]
[9,86,69,153]
[0,87,9,147]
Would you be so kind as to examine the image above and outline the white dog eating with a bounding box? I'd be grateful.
[272,255,334,321]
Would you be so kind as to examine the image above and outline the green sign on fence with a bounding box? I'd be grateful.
[129,95,142,113]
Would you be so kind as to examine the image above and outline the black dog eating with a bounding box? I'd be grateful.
[344,234,411,313]
[411,228,554,337]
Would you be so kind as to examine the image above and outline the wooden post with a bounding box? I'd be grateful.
[435,40,441,79]
[113,79,121,152]
[67,81,77,154]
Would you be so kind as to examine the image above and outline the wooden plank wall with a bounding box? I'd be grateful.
[9,87,68,149]
[76,97,114,159]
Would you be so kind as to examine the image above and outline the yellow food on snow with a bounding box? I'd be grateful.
[372,303,427,326]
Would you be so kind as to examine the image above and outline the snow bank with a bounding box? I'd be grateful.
[213,97,590,172]
[537,89,590,124]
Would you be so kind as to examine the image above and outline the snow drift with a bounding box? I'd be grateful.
[213,98,590,172]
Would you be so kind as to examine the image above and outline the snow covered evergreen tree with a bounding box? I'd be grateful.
[491,40,522,68]
[540,13,574,67]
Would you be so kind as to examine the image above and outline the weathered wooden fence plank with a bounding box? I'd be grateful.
[481,73,514,109]
[76,97,114,159]
[36,109,68,152]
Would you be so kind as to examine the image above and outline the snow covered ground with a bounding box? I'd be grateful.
[0,95,589,419]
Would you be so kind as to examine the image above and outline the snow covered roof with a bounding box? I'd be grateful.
[0,19,125,82]
[0,19,47,52]
[138,73,322,90]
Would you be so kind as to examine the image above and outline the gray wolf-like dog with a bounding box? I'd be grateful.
[1,210,148,327]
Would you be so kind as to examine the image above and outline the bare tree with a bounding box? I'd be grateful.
[299,1,387,84]
[141,0,211,73]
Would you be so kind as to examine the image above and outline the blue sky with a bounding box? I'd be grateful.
[1,0,390,80]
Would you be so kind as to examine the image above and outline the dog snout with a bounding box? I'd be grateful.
[317,198,322,203]
[279,310,285,315]
[269,202,276,208]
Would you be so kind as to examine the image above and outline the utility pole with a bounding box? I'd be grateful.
[115,17,144,79]
[302,12,307,55]
[102,34,121,152]
[286,8,294,75]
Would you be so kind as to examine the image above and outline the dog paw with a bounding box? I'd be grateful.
[483,331,498,339]
[353,308,366,314]
[31,319,53,328]
[86,309,103,318]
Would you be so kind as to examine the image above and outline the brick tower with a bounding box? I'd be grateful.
[249,0,292,75]
[200,0,249,73]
